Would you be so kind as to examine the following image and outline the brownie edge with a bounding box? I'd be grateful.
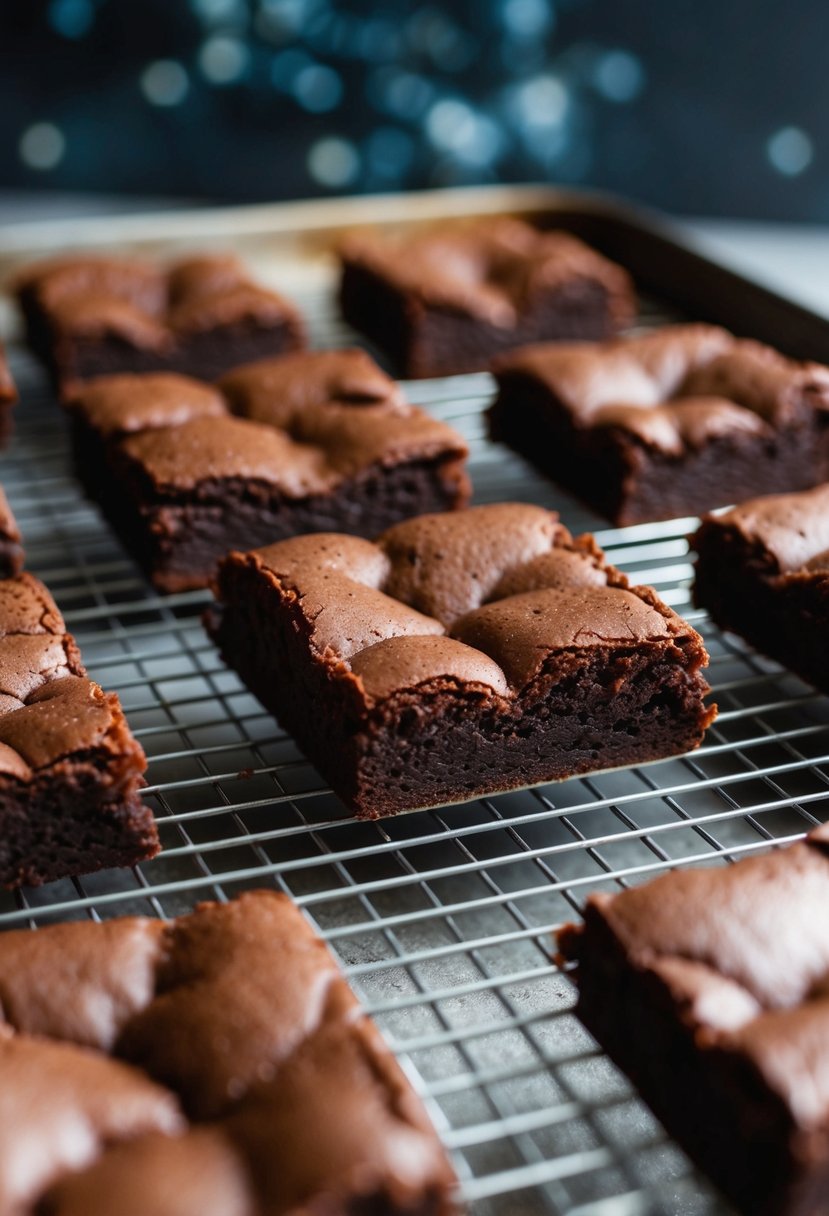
[692,483,829,693]
[0,573,155,888]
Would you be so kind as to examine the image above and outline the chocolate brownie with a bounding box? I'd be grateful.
[490,324,829,525]
[207,503,715,818]
[0,342,17,445]
[0,890,457,1214]
[339,218,636,377]
[0,572,155,888]
[0,486,23,576]
[13,252,305,395]
[558,825,829,1216]
[692,483,829,692]
[67,353,470,592]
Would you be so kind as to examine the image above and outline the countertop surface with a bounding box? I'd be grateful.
[684,218,829,317]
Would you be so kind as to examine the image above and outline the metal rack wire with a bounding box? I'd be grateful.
[2,278,828,1216]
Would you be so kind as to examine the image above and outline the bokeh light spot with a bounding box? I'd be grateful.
[593,50,644,103]
[294,64,342,112]
[48,0,94,39]
[516,74,569,128]
[308,136,360,188]
[426,99,502,167]
[258,0,311,37]
[502,0,554,38]
[19,122,66,171]
[426,98,476,149]
[140,60,190,107]
[199,35,250,84]
[190,0,245,22]
[375,69,434,120]
[767,126,813,176]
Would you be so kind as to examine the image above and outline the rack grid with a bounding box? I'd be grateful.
[2,277,828,1216]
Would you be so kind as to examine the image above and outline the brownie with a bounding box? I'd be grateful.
[0,890,457,1214]
[0,572,155,888]
[0,485,23,576]
[338,218,636,377]
[0,341,17,445]
[13,252,305,395]
[67,352,470,592]
[557,825,829,1216]
[692,483,829,692]
[490,324,829,525]
[207,503,715,818]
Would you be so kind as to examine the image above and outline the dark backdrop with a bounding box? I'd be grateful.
[0,0,825,220]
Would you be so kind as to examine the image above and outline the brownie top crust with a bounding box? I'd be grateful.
[0,573,144,778]
[13,251,302,346]
[0,890,456,1215]
[218,347,406,419]
[121,414,335,495]
[339,217,635,329]
[216,503,704,704]
[68,372,227,438]
[72,353,469,496]
[559,825,829,1130]
[0,344,16,403]
[697,482,829,574]
[14,254,165,314]
[493,323,829,455]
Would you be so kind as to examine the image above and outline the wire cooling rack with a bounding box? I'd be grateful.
[2,277,828,1216]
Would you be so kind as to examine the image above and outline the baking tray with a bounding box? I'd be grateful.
[1,184,827,1216]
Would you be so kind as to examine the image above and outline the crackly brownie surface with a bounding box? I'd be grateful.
[68,353,470,592]
[692,482,829,692]
[209,503,715,817]
[69,371,227,439]
[219,345,406,418]
[13,251,305,392]
[490,323,829,524]
[0,572,155,888]
[339,218,636,377]
[558,825,829,1216]
[0,890,456,1215]
[0,485,23,577]
[218,348,468,475]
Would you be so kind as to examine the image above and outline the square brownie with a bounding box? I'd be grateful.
[0,890,456,1215]
[692,482,829,692]
[67,352,470,592]
[0,342,17,446]
[339,218,636,377]
[0,572,155,888]
[558,825,829,1216]
[0,486,23,577]
[207,503,715,818]
[490,324,829,525]
[13,252,305,395]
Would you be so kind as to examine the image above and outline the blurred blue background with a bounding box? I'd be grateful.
[0,0,825,219]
